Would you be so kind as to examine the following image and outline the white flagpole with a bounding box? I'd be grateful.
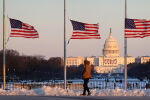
[3,0,6,90]
[124,0,127,90]
[64,0,67,89]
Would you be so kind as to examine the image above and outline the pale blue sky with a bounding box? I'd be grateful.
[0,0,150,59]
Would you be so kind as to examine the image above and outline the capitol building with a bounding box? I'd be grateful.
[66,29,150,73]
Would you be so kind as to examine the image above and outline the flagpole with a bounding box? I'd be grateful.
[3,0,6,90]
[124,0,127,90]
[64,0,67,89]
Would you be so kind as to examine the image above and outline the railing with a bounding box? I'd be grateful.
[0,79,149,90]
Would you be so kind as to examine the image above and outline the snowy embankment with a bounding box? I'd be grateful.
[0,86,150,96]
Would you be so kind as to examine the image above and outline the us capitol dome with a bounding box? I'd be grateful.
[103,28,120,57]
[93,28,135,73]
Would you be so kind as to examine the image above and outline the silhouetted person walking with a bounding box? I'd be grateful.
[81,60,91,96]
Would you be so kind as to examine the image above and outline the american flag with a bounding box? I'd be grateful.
[9,18,39,38]
[125,18,150,38]
[70,20,101,39]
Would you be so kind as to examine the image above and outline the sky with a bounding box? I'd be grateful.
[0,0,150,59]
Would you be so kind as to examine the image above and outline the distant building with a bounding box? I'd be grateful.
[65,29,149,73]
[93,29,135,73]
[66,56,84,67]
[136,56,150,64]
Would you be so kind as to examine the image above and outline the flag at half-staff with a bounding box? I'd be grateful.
[125,18,150,38]
[70,20,101,39]
[9,18,39,38]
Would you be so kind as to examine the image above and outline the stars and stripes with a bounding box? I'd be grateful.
[70,20,101,39]
[125,18,150,38]
[9,18,39,38]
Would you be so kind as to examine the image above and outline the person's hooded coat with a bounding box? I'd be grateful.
[82,61,91,79]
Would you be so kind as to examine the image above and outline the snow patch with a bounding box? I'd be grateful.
[0,86,150,96]
[0,88,36,96]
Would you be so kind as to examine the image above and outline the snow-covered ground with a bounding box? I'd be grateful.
[0,86,150,96]
[0,76,149,96]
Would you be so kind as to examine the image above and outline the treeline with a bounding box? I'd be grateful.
[0,49,88,81]
[127,61,150,80]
